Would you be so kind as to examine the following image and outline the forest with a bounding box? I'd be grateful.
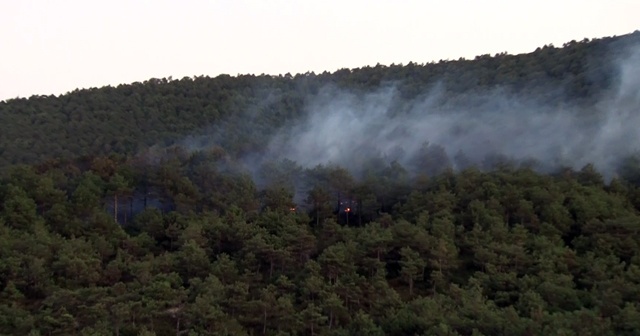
[0,31,640,335]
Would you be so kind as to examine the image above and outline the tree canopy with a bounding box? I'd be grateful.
[1,31,640,335]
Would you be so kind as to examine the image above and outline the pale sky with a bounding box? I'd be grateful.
[1,0,638,101]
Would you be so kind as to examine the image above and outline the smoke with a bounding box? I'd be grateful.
[175,39,640,191]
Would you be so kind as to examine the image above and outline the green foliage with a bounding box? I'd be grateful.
[1,31,640,335]
[0,157,638,334]
[0,32,638,172]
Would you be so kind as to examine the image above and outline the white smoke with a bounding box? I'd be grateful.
[177,39,640,186]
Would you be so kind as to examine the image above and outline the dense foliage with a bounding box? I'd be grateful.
[1,32,639,171]
[1,152,640,335]
[1,31,640,335]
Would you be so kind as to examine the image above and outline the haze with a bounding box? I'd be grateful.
[170,36,640,197]
[1,0,638,101]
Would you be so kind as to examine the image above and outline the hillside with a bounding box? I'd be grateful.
[3,141,640,335]
[1,31,640,335]
[0,31,639,173]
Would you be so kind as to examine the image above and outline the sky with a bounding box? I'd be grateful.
[1,0,638,101]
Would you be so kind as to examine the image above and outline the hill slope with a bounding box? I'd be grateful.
[2,31,640,335]
[1,31,639,173]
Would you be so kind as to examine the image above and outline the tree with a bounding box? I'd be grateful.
[348,310,384,336]
[305,186,333,228]
[399,246,426,296]
[187,275,245,335]
[107,173,133,224]
[357,222,392,276]
[1,185,40,231]
[299,303,327,336]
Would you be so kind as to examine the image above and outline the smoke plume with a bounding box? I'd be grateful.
[180,40,640,188]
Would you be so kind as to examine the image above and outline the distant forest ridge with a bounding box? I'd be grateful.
[4,30,640,336]
[0,30,639,175]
